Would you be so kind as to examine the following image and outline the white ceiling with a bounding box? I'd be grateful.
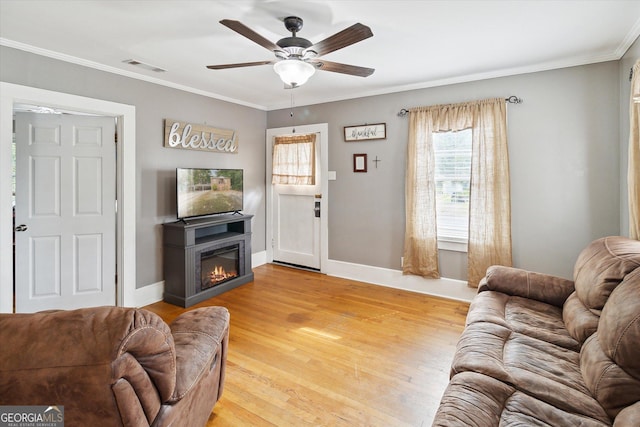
[1,0,639,110]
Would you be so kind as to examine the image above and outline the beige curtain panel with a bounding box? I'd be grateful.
[404,97,512,286]
[272,134,316,185]
[404,108,440,278]
[467,99,512,286]
[629,59,640,240]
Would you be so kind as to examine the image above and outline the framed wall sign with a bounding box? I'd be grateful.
[353,153,367,172]
[344,123,386,141]
[164,119,238,154]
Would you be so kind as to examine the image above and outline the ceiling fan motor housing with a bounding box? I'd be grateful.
[283,16,304,34]
[277,16,314,59]
[277,36,312,49]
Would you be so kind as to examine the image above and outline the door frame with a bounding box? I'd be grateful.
[266,123,328,272]
[0,82,136,312]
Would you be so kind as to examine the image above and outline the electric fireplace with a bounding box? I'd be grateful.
[198,244,241,291]
[162,214,254,307]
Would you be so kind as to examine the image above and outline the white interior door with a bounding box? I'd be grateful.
[270,132,322,270]
[14,113,116,312]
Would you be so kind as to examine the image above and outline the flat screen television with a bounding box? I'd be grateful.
[176,168,243,219]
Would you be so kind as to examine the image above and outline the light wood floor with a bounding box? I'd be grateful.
[144,264,470,427]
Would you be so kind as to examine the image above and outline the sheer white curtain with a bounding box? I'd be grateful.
[272,134,316,185]
[404,97,512,286]
[629,59,640,240]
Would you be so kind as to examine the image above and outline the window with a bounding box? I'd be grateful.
[272,134,316,185]
[433,129,472,244]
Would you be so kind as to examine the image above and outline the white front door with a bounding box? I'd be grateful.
[14,113,116,312]
[267,124,328,271]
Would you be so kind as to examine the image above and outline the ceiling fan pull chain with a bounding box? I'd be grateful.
[290,91,296,133]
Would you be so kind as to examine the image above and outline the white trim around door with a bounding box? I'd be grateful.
[266,123,329,272]
[0,82,136,312]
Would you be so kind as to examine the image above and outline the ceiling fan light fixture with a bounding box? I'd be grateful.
[274,59,315,87]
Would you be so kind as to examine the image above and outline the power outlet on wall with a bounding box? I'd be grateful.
[401,257,404,267]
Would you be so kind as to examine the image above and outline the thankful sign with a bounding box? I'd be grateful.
[164,119,238,154]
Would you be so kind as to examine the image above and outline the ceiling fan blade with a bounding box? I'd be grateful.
[220,19,282,53]
[306,23,373,57]
[206,60,273,70]
[310,60,374,77]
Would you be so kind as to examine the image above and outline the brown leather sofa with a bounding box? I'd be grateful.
[0,306,229,427]
[433,236,640,426]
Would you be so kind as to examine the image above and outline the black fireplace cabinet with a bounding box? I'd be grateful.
[162,214,254,307]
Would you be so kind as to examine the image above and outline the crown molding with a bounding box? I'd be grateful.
[0,38,268,111]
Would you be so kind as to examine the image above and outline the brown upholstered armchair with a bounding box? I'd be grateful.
[0,306,229,427]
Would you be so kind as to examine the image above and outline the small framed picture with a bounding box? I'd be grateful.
[344,123,386,141]
[353,153,367,172]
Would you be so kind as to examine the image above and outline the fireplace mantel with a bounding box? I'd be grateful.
[162,214,254,307]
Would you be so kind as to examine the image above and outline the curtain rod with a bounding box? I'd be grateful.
[397,95,523,117]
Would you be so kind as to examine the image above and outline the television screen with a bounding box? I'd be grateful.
[176,168,243,219]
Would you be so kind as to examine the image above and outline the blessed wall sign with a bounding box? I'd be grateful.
[164,119,238,154]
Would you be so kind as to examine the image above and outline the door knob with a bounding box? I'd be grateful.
[314,202,321,218]
[14,224,28,232]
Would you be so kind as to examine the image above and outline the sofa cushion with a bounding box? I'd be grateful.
[613,402,640,427]
[433,372,610,427]
[581,269,640,420]
[466,291,580,351]
[573,236,640,314]
[480,265,575,307]
[563,237,640,345]
[563,291,600,344]
[451,321,610,424]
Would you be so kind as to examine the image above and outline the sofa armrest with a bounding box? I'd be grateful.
[614,401,640,426]
[479,265,575,307]
[168,306,230,402]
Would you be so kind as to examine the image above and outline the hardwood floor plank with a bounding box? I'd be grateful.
[145,264,470,426]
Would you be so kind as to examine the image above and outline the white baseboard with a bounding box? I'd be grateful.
[134,281,164,307]
[134,253,474,308]
[324,259,477,303]
[252,250,267,267]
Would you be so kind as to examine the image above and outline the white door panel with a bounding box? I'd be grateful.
[274,192,320,268]
[30,235,61,297]
[15,113,116,312]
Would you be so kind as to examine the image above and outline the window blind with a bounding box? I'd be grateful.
[433,129,472,241]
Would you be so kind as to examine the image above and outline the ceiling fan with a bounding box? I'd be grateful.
[207,16,374,88]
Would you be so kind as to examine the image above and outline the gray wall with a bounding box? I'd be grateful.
[267,62,622,280]
[1,44,629,288]
[0,46,267,289]
[619,39,640,237]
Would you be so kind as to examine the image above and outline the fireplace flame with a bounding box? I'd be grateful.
[209,265,238,285]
